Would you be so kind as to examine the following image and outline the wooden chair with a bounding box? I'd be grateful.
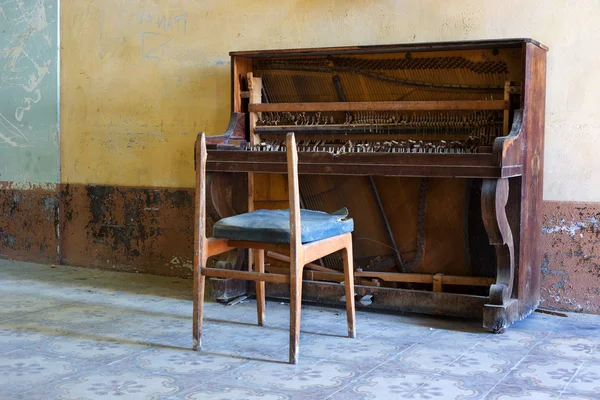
[193,131,356,364]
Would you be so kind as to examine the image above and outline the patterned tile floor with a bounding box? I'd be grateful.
[0,259,599,399]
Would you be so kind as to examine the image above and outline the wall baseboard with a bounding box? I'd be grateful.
[0,183,59,264]
[2,182,599,314]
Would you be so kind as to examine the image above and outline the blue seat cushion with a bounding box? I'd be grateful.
[213,208,353,244]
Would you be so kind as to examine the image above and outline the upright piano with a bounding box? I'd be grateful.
[198,39,547,332]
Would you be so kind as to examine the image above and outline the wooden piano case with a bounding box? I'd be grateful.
[199,39,548,332]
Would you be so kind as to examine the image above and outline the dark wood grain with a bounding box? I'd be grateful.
[208,151,498,166]
[230,38,547,58]
[250,100,508,113]
[481,179,515,306]
[266,281,489,319]
[192,133,207,351]
[517,44,547,315]
[207,161,515,178]
[205,113,246,145]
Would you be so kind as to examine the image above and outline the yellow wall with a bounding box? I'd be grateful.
[61,0,600,201]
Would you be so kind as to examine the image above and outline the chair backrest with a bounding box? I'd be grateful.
[286,132,302,254]
[195,133,208,259]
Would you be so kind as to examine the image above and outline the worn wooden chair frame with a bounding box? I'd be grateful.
[193,131,356,364]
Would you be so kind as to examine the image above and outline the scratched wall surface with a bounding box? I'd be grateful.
[0,0,58,183]
[541,202,600,314]
[60,0,600,202]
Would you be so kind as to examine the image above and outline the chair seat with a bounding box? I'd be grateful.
[213,208,354,244]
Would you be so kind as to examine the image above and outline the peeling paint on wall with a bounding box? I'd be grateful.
[60,184,198,277]
[0,0,58,183]
[0,184,59,263]
[541,202,600,314]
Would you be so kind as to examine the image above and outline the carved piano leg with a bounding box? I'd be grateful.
[481,178,519,333]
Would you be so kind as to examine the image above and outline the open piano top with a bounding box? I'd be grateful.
[205,39,546,178]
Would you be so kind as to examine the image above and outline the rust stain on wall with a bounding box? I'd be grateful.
[540,201,600,314]
[60,184,196,277]
[0,183,59,263]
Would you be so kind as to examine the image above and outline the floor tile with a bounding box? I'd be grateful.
[553,318,600,339]
[0,349,80,394]
[212,358,360,399]
[563,360,600,395]
[417,328,489,349]
[500,355,582,391]
[1,260,600,399]
[0,293,67,322]
[392,342,473,374]
[298,333,408,365]
[38,303,136,329]
[28,334,150,364]
[82,312,192,347]
[509,312,564,332]
[529,333,596,360]
[25,370,181,399]
[588,344,600,362]
[559,393,600,400]
[0,324,53,354]
[482,383,560,399]
[441,348,520,379]
[177,381,290,400]
[329,368,481,400]
[474,329,548,353]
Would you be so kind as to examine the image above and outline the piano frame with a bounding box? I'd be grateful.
[198,39,547,332]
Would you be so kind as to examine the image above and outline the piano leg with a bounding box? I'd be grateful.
[481,178,519,333]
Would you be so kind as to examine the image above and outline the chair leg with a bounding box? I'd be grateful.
[255,249,266,326]
[289,261,303,364]
[342,240,356,339]
[193,259,206,351]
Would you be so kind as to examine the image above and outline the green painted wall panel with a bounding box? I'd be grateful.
[0,0,58,183]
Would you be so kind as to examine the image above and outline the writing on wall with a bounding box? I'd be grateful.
[0,0,58,183]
